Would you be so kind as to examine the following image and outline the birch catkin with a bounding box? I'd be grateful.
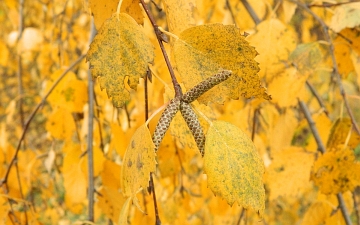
[152,97,181,151]
[181,69,232,103]
[180,101,206,156]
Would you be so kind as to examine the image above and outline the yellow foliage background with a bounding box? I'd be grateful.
[0,0,360,224]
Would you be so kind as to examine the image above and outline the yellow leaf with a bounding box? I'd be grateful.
[90,0,143,30]
[268,67,309,107]
[120,0,143,25]
[46,69,88,113]
[247,19,297,80]
[0,40,9,67]
[281,1,297,23]
[330,3,360,32]
[301,201,333,225]
[162,0,196,35]
[81,146,105,177]
[45,107,76,140]
[311,148,360,194]
[228,0,267,30]
[327,117,360,150]
[118,197,132,225]
[173,24,270,104]
[98,187,127,222]
[340,28,360,55]
[289,42,322,73]
[333,36,355,76]
[101,159,121,190]
[265,147,315,200]
[204,121,265,216]
[268,109,298,153]
[63,164,87,211]
[89,0,118,30]
[109,122,128,157]
[121,124,156,197]
[87,13,154,108]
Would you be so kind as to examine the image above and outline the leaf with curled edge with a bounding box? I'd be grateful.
[87,13,154,108]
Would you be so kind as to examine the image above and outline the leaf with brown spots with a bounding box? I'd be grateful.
[121,124,156,197]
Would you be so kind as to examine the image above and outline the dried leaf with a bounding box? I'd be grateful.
[204,121,265,216]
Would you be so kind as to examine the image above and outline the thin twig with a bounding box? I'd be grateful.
[337,193,353,225]
[305,81,329,116]
[298,100,326,154]
[87,20,97,222]
[290,0,360,136]
[240,0,261,25]
[139,0,182,98]
[0,54,86,186]
[236,207,246,225]
[145,70,161,225]
[225,0,238,26]
[251,108,259,141]
[149,174,161,225]
[299,99,353,225]
[353,188,360,225]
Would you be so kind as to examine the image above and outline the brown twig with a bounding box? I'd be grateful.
[299,99,353,225]
[0,54,86,187]
[139,0,182,98]
[240,0,261,25]
[144,70,161,225]
[291,0,360,135]
[305,81,329,116]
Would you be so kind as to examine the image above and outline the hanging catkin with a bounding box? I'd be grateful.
[180,101,206,156]
[152,97,181,151]
[181,69,232,103]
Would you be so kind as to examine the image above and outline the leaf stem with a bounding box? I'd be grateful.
[139,0,182,98]
[290,0,360,135]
